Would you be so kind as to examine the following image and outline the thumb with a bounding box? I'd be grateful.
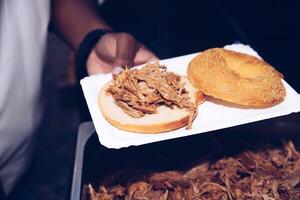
[134,46,159,65]
[113,33,137,68]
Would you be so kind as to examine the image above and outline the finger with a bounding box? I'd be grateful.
[87,50,114,75]
[113,33,137,68]
[94,33,116,64]
[134,46,159,66]
[112,66,124,74]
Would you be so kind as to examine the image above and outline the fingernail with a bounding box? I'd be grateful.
[149,57,160,62]
[112,66,124,74]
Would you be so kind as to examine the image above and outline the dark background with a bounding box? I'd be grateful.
[8,1,300,199]
[100,0,300,91]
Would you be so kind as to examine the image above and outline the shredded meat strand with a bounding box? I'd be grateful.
[85,141,300,200]
[106,63,196,129]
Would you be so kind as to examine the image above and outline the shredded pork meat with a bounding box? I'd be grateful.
[106,63,197,128]
[84,141,300,200]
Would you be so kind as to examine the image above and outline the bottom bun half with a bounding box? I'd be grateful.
[98,76,204,134]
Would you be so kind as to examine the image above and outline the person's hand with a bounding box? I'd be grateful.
[86,32,158,75]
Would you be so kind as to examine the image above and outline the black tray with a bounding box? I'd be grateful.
[71,114,300,200]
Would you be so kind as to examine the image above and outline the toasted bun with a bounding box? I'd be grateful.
[187,48,286,107]
[98,76,205,134]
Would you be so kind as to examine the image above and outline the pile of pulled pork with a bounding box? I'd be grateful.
[106,63,196,128]
[84,141,300,200]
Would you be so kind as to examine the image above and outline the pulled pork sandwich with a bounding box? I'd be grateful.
[84,141,300,200]
[98,63,205,133]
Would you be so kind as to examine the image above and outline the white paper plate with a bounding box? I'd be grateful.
[81,44,300,149]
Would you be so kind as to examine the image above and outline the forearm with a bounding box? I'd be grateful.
[51,0,111,50]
